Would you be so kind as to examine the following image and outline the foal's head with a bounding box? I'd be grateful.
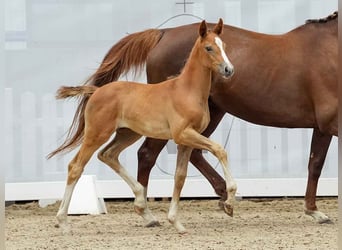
[197,18,234,78]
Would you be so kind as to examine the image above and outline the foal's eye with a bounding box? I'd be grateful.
[205,46,213,52]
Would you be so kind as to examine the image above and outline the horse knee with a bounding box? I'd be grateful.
[97,149,110,163]
[98,150,123,175]
[137,145,158,170]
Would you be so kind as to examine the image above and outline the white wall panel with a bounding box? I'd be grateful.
[258,0,296,33]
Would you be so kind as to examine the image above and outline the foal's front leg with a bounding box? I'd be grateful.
[175,128,237,216]
[168,145,192,234]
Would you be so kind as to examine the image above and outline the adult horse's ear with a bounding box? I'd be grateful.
[213,18,223,35]
[199,20,207,38]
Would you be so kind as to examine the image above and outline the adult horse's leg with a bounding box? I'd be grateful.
[137,138,168,188]
[190,100,227,202]
[98,128,160,227]
[304,128,332,223]
[168,145,192,233]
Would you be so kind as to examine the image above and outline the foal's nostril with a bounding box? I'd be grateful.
[224,66,234,76]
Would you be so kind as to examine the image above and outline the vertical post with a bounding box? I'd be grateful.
[338,2,342,246]
[175,0,194,13]
[0,0,5,248]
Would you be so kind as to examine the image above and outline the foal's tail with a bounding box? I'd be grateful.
[55,86,98,99]
[47,85,98,159]
[48,28,163,159]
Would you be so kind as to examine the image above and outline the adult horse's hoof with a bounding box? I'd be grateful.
[223,203,233,217]
[318,218,334,224]
[305,209,333,224]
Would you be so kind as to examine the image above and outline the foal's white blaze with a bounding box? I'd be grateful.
[215,36,234,70]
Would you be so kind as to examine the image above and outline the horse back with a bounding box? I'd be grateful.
[146,20,337,133]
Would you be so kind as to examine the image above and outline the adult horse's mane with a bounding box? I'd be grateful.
[305,11,338,24]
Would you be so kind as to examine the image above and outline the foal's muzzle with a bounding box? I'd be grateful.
[219,63,234,78]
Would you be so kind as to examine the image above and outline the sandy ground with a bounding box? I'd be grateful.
[5,197,337,250]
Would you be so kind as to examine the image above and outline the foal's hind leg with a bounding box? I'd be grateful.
[56,138,108,233]
[98,128,160,227]
[174,128,237,216]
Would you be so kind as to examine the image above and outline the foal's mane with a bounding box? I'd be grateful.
[305,11,338,24]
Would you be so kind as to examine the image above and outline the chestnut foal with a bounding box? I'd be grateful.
[49,19,235,234]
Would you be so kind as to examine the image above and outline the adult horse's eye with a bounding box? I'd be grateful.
[205,46,213,52]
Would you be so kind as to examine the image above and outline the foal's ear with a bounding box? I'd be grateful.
[213,18,223,35]
[199,20,207,38]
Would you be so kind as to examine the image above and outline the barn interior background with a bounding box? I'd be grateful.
[2,0,337,201]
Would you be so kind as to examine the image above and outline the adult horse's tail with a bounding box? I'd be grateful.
[47,85,98,158]
[48,29,163,159]
[87,29,163,87]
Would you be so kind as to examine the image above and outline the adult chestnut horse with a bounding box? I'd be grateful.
[49,19,236,233]
[73,12,337,224]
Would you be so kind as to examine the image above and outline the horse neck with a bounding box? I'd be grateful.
[177,43,212,100]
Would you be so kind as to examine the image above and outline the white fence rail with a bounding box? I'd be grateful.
[4,88,337,200]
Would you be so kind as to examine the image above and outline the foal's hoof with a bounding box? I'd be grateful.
[145,220,161,227]
[223,203,234,217]
[55,223,71,235]
[218,200,225,210]
[178,228,188,235]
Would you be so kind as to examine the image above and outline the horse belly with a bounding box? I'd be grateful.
[118,119,172,140]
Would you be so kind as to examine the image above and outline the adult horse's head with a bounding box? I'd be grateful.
[198,18,234,78]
